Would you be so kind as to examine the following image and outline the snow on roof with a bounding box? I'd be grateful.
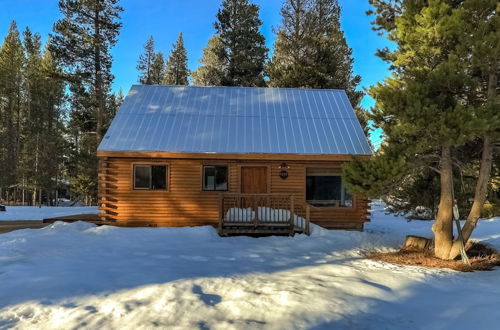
[98,85,372,155]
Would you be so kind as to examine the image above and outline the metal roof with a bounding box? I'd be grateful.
[98,85,372,155]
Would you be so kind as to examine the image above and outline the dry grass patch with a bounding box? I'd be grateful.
[368,242,500,272]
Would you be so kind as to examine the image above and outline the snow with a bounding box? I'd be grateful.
[0,206,98,221]
[225,207,307,227]
[0,201,499,329]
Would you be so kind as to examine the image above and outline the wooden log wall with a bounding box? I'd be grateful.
[98,157,370,230]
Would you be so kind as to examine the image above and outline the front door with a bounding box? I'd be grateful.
[241,167,268,193]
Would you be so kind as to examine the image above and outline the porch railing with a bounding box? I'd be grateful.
[218,194,310,236]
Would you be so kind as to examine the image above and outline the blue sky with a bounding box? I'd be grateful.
[0,0,391,147]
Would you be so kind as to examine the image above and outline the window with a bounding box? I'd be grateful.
[203,166,228,191]
[133,165,167,190]
[306,168,352,207]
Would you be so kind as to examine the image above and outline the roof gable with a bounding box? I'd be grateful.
[98,85,372,155]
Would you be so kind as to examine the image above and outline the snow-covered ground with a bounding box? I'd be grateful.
[0,202,499,329]
[0,206,98,221]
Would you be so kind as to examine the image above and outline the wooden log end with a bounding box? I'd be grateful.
[403,235,433,251]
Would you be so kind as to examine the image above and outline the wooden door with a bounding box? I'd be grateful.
[241,167,268,193]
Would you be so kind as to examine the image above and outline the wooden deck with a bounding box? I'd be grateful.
[42,213,101,224]
[218,194,310,236]
[0,221,49,234]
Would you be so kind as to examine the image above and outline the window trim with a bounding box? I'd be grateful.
[132,163,169,191]
[202,165,229,192]
[133,165,152,190]
[304,167,354,209]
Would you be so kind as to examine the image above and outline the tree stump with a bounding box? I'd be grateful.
[404,235,433,251]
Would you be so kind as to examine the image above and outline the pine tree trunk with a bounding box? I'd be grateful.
[94,4,104,145]
[449,67,497,259]
[432,143,454,259]
[449,136,493,259]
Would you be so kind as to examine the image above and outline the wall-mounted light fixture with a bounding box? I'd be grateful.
[279,162,290,179]
[279,162,290,169]
[279,170,289,179]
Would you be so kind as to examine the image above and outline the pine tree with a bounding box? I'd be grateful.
[344,0,499,259]
[137,36,156,85]
[51,0,122,145]
[0,25,67,205]
[103,88,124,127]
[115,88,124,105]
[268,0,361,96]
[267,0,314,88]
[310,0,362,101]
[51,0,122,204]
[19,27,44,202]
[214,0,268,86]
[267,0,365,129]
[192,36,225,86]
[163,33,189,85]
[0,21,24,190]
[66,81,97,204]
[150,51,165,85]
[365,0,402,37]
[445,0,499,257]
[36,46,66,204]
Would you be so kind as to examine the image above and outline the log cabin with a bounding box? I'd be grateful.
[97,85,372,235]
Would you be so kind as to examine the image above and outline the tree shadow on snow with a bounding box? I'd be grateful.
[192,284,222,307]
[0,223,499,329]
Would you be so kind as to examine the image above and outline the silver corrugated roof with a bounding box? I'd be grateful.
[98,85,372,155]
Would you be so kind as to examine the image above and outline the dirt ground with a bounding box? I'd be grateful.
[368,242,500,272]
[0,221,49,234]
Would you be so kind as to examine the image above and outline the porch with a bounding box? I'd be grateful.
[218,194,311,236]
